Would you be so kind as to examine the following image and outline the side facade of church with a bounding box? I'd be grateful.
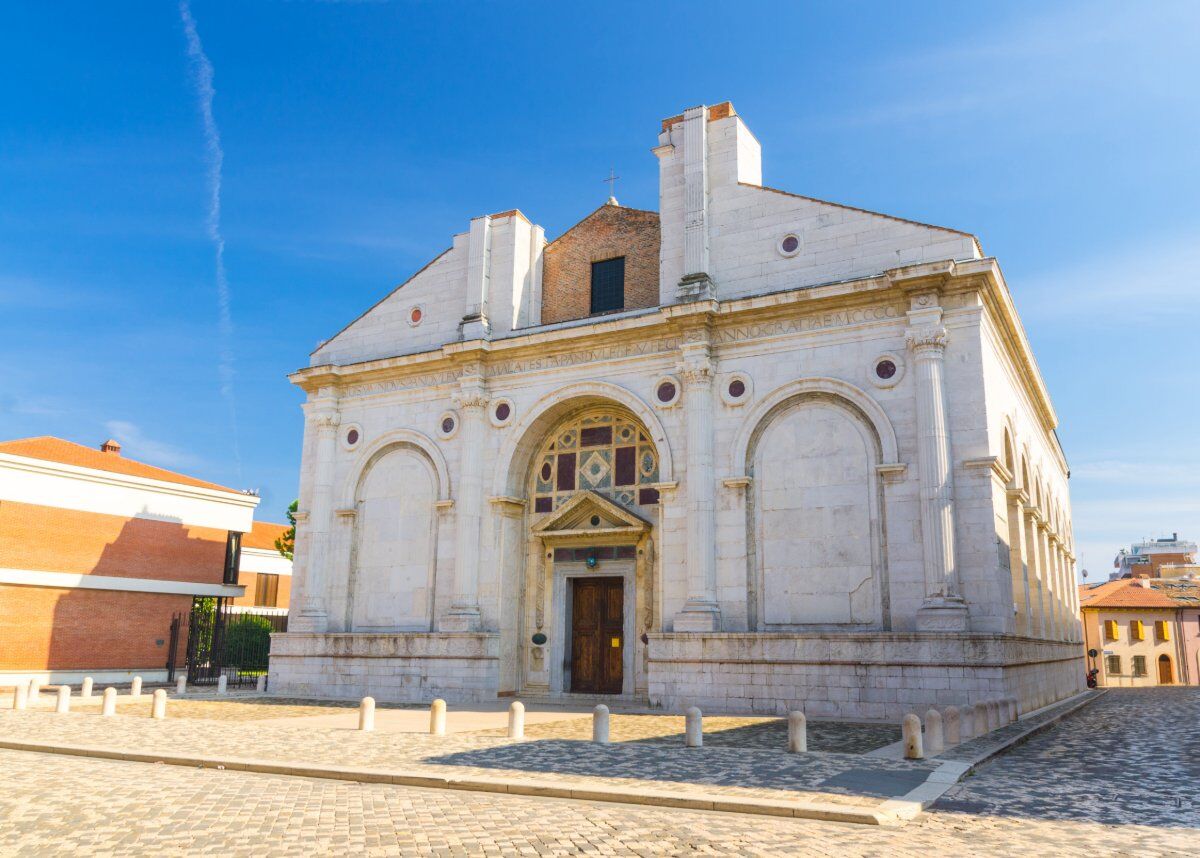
[270,102,1084,719]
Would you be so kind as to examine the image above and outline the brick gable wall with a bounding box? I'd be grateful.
[540,205,660,325]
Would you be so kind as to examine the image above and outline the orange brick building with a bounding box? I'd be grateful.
[0,436,262,685]
[230,520,293,614]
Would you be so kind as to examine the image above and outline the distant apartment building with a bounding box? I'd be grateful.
[1079,577,1200,686]
[0,436,280,685]
[1112,533,1199,580]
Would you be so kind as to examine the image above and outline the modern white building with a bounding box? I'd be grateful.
[271,102,1084,719]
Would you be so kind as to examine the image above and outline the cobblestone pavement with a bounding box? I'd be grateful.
[1,689,1195,856]
[105,696,425,721]
[0,702,933,808]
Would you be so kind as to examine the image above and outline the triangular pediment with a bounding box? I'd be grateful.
[531,491,651,538]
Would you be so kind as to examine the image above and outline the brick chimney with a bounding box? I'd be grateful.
[100,439,121,455]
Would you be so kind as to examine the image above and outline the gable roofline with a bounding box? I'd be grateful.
[311,247,452,358]
[545,202,659,248]
[742,183,983,255]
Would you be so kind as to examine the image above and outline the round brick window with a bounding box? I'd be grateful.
[781,235,799,253]
[656,381,677,403]
[495,402,510,422]
[409,306,423,325]
[875,359,897,380]
[728,378,746,399]
[346,428,359,445]
[441,416,455,434]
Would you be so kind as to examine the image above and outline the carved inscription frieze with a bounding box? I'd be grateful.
[713,305,903,345]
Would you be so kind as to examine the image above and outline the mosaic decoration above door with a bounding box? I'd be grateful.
[532,410,659,514]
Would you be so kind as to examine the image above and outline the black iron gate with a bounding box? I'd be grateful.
[168,598,287,688]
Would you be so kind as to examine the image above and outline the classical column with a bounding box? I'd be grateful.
[906,302,968,631]
[441,371,487,632]
[1005,488,1031,636]
[1022,507,1046,638]
[293,398,339,633]
[1037,521,1057,639]
[673,335,720,631]
[1049,535,1066,640]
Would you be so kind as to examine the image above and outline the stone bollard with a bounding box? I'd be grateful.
[101,687,117,716]
[358,696,375,732]
[684,706,703,748]
[592,704,610,744]
[902,713,923,759]
[81,677,93,700]
[943,706,961,745]
[151,689,167,720]
[924,708,944,754]
[175,676,187,696]
[28,679,41,705]
[216,675,228,694]
[13,685,28,711]
[55,686,71,714]
[1007,697,1019,723]
[130,676,142,701]
[787,711,807,753]
[256,675,267,693]
[429,698,446,736]
[508,701,525,739]
[961,705,976,740]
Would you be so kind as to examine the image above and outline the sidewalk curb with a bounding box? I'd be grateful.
[1,737,900,825]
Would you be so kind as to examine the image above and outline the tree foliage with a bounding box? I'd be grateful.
[275,499,297,560]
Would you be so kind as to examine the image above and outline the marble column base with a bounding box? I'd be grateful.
[674,600,722,632]
[290,599,328,633]
[915,595,970,632]
[440,605,483,632]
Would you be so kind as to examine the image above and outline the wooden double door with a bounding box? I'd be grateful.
[570,576,624,694]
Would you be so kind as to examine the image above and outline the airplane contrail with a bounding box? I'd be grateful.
[179,0,242,480]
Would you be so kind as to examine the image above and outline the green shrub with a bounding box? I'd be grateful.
[221,615,273,671]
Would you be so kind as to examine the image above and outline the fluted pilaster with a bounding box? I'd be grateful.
[442,371,487,631]
[293,401,339,632]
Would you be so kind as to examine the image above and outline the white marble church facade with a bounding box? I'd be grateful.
[270,102,1084,719]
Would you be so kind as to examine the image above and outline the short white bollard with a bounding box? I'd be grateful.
[592,704,610,744]
[81,677,94,700]
[130,676,143,701]
[216,675,228,694]
[358,696,375,732]
[151,689,167,720]
[787,710,807,753]
[55,686,71,714]
[684,706,703,748]
[101,687,117,716]
[256,675,267,693]
[13,685,28,711]
[902,713,923,759]
[924,708,944,754]
[961,705,976,740]
[508,701,525,739]
[28,679,41,705]
[429,698,446,736]
[943,706,961,745]
[175,676,187,696]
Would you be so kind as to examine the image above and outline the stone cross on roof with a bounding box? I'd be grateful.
[603,167,620,205]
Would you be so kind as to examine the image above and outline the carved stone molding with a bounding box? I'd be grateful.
[905,326,949,354]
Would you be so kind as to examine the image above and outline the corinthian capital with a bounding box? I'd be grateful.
[905,325,949,355]
[453,375,489,411]
[311,411,341,432]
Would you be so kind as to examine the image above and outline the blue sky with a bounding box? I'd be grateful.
[2,1,1197,580]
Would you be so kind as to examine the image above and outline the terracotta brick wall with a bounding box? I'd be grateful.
[0,500,227,584]
[0,584,190,671]
[541,205,660,324]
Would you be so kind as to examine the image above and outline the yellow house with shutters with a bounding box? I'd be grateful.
[1079,579,1195,687]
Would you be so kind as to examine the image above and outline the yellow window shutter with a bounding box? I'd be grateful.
[1157,621,1170,641]
[1105,620,1118,640]
[1131,620,1144,641]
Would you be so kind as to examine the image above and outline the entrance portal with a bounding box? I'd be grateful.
[570,576,624,694]
[1158,654,1173,684]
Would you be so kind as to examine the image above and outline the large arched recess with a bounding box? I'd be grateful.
[338,430,449,633]
[732,377,900,632]
[491,380,671,696]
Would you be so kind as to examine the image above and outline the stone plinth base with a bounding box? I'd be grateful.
[268,632,500,704]
[646,632,1084,722]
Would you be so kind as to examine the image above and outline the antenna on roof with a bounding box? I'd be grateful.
[603,167,620,206]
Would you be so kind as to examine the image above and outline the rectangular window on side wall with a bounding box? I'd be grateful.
[1132,655,1147,677]
[590,257,625,315]
[1155,620,1170,641]
[1104,619,1119,641]
[223,532,242,585]
[1130,619,1145,641]
[254,573,280,607]
[1105,655,1121,675]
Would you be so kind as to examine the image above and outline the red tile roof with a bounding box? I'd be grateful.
[1079,577,1200,608]
[242,520,290,550]
[0,436,240,494]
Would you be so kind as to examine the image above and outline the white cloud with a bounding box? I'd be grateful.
[103,420,203,471]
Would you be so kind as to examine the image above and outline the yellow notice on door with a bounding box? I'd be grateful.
[610,638,620,648]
